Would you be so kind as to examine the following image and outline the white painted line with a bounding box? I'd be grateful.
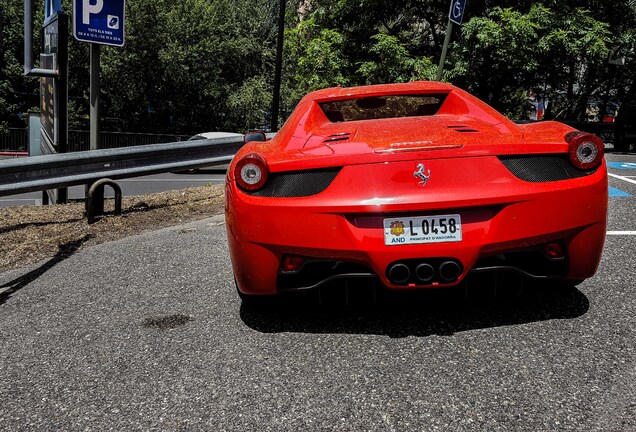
[607,231,636,235]
[608,172,636,185]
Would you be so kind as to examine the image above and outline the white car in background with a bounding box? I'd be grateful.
[188,132,244,141]
[178,132,245,173]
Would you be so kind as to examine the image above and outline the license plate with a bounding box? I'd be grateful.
[383,214,462,245]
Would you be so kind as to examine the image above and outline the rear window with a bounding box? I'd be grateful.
[319,94,446,123]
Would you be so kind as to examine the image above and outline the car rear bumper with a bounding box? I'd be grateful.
[226,156,608,295]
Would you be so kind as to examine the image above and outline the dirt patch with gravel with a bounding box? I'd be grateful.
[0,185,225,272]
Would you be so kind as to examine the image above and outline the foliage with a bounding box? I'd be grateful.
[98,0,277,133]
[282,18,349,110]
[358,34,436,85]
[449,5,612,118]
[0,0,635,134]
[0,0,42,132]
[227,75,273,129]
[1,0,278,135]
[287,0,634,120]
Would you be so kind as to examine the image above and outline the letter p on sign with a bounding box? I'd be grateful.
[83,0,104,24]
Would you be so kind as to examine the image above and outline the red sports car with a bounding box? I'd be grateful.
[225,82,607,301]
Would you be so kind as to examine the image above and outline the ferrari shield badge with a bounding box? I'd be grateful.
[414,163,431,186]
[390,221,405,236]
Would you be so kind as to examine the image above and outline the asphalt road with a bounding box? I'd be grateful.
[0,168,227,208]
[0,154,635,430]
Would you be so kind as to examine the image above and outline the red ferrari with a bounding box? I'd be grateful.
[225,82,607,301]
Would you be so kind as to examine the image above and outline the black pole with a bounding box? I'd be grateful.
[56,12,68,203]
[436,20,453,81]
[90,44,100,150]
[270,0,286,132]
[23,0,33,75]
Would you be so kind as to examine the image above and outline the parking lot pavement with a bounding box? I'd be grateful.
[606,153,636,233]
[1,163,635,430]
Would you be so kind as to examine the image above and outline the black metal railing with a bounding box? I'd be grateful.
[0,129,28,152]
[560,121,616,146]
[67,130,191,151]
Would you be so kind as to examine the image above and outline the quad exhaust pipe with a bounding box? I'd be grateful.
[415,263,435,283]
[386,259,462,285]
[387,263,410,284]
[439,260,462,282]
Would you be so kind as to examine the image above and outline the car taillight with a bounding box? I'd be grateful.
[235,153,269,191]
[565,131,604,170]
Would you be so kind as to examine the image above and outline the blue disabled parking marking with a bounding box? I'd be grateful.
[609,186,631,197]
[607,162,636,170]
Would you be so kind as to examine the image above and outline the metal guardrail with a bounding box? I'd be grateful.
[0,136,244,197]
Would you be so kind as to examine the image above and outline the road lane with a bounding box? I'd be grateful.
[0,154,634,430]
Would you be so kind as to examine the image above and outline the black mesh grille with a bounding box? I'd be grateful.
[246,167,341,197]
[498,155,598,182]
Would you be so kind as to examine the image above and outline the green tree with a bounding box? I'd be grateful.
[228,75,272,129]
[358,33,436,84]
[449,4,611,119]
[282,18,349,110]
[3,0,636,136]
[286,0,635,122]
[97,0,278,133]
[0,0,41,133]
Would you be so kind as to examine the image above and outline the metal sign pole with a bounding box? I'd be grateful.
[437,0,467,81]
[90,43,100,150]
[88,43,103,214]
[270,0,286,132]
[436,20,454,81]
[73,0,126,151]
[73,0,125,216]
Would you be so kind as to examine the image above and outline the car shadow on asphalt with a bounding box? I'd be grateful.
[239,279,589,337]
[0,234,92,306]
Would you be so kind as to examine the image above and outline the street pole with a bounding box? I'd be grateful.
[436,20,453,81]
[90,43,100,150]
[270,0,286,132]
[89,43,103,212]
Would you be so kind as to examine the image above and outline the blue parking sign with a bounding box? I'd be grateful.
[448,0,467,25]
[73,0,125,47]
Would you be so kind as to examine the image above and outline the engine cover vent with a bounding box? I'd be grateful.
[323,133,351,143]
[447,125,479,133]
